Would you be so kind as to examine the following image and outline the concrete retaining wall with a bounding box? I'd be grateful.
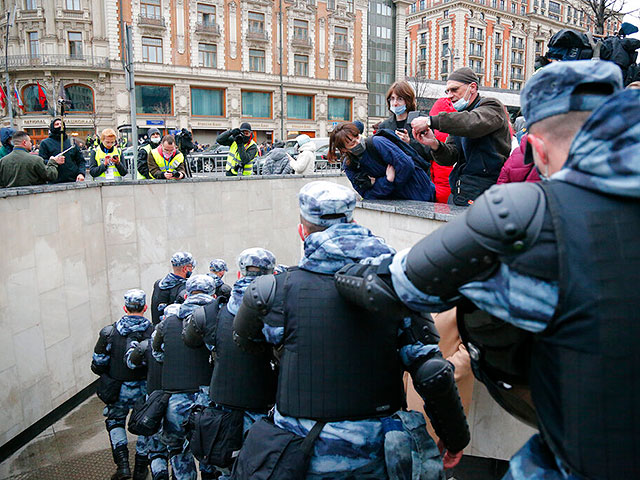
[0,175,534,460]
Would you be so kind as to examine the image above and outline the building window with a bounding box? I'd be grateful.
[249,49,265,72]
[511,2,516,13]
[191,87,224,116]
[500,0,505,9]
[135,84,173,115]
[492,0,497,7]
[442,26,449,40]
[346,0,353,13]
[68,32,83,58]
[25,0,37,9]
[335,26,348,47]
[248,12,265,34]
[328,0,335,9]
[22,84,49,113]
[197,3,215,25]
[28,32,39,56]
[328,97,351,121]
[335,59,348,80]
[65,0,80,10]
[521,5,526,14]
[241,91,271,118]
[294,19,308,40]
[65,84,94,113]
[198,43,217,68]
[287,94,314,120]
[294,54,309,76]
[443,9,448,18]
[493,78,500,88]
[141,0,161,19]
[442,59,448,74]
[442,43,449,56]
[142,37,163,63]
[548,0,560,14]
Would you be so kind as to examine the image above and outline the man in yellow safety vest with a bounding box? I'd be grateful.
[217,122,259,176]
[147,134,187,180]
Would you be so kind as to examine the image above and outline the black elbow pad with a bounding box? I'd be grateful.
[233,275,276,354]
[182,306,208,348]
[412,354,470,453]
[128,339,149,367]
[94,325,115,355]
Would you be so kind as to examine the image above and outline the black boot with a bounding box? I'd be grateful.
[151,471,169,480]
[111,444,132,480]
[132,453,149,480]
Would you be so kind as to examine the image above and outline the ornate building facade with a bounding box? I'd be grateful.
[405,0,621,94]
[0,0,373,144]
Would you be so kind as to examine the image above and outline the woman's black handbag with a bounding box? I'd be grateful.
[187,405,245,468]
[96,374,122,405]
[231,417,325,480]
[127,390,171,436]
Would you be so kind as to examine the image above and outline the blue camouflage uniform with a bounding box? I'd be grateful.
[152,274,217,480]
[388,62,640,479]
[244,181,445,479]
[92,289,151,461]
[207,248,277,480]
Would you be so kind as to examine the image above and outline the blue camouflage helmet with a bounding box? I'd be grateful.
[298,181,356,227]
[171,251,196,267]
[274,264,288,275]
[237,247,276,276]
[124,289,146,310]
[209,259,228,273]
[185,274,215,295]
[521,60,623,128]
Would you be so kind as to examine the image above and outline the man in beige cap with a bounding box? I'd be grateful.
[411,66,512,206]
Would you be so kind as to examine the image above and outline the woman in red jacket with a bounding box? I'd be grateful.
[428,98,456,203]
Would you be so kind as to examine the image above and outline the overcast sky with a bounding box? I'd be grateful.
[623,0,640,38]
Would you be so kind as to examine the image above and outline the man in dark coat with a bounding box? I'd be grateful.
[38,118,86,183]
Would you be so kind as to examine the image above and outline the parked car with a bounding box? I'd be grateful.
[189,144,229,173]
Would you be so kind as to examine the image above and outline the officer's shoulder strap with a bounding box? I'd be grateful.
[466,183,546,255]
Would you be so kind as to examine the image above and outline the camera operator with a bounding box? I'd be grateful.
[217,122,258,176]
[147,135,187,180]
[89,128,128,180]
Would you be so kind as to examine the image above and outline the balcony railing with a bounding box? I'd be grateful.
[334,41,352,53]
[470,32,484,41]
[472,67,484,75]
[247,29,269,41]
[469,47,483,57]
[494,52,503,61]
[0,54,110,69]
[419,54,427,61]
[195,21,220,35]
[138,14,166,27]
[442,33,449,40]
[511,56,524,65]
[292,35,312,47]
[511,73,524,80]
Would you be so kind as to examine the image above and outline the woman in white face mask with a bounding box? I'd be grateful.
[377,81,433,170]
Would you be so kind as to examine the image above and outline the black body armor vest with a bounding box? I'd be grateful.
[151,278,185,326]
[530,182,640,478]
[146,348,163,394]
[210,305,277,412]
[109,325,153,382]
[277,268,405,422]
[161,315,213,393]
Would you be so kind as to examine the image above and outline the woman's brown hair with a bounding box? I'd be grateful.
[328,122,360,166]
[385,81,417,113]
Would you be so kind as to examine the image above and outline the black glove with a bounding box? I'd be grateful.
[230,128,241,137]
[234,134,248,145]
[351,170,374,192]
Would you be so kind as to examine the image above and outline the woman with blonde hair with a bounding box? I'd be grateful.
[89,128,128,180]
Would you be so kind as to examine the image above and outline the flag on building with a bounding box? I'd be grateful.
[0,86,6,109]
[14,84,24,111]
[37,82,47,109]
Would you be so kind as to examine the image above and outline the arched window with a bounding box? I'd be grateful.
[22,84,49,113]
[64,84,94,113]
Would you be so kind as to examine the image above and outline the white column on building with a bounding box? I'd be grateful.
[393,0,412,81]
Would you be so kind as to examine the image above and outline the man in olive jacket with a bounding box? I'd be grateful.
[0,131,62,187]
[412,67,512,206]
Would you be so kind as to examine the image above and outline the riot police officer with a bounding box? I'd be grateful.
[150,252,195,326]
[183,248,278,477]
[91,289,153,480]
[151,274,217,480]
[232,181,469,478]
[208,258,232,301]
[335,60,640,479]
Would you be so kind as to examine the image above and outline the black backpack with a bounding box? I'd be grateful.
[364,129,432,174]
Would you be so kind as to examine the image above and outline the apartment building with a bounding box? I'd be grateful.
[405,0,621,94]
[0,0,371,144]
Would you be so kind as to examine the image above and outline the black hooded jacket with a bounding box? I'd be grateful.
[38,118,86,183]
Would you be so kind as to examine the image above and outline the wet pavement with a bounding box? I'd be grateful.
[0,395,132,480]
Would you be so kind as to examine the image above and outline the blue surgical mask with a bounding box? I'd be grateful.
[453,85,472,111]
[390,104,407,115]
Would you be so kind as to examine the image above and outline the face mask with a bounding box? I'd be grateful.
[390,104,407,115]
[453,85,472,111]
[349,139,365,157]
[162,148,174,159]
[52,126,63,136]
[185,270,193,278]
[150,136,161,146]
